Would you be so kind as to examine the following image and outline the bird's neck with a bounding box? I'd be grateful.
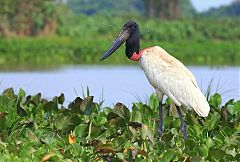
[128,47,154,61]
[125,32,141,61]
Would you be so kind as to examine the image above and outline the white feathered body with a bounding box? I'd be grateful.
[139,46,210,117]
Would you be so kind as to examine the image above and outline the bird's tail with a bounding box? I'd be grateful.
[192,88,210,117]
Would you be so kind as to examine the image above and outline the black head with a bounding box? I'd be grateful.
[99,20,140,61]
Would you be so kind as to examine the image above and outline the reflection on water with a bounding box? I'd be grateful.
[0,65,239,107]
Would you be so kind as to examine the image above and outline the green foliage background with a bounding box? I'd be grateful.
[0,1,240,68]
[1,15,240,68]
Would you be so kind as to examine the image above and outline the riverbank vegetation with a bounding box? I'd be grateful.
[1,15,240,68]
[0,88,239,161]
[0,0,240,68]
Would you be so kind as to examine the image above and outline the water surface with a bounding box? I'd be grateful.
[0,66,239,107]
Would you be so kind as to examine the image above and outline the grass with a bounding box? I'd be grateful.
[0,88,239,161]
[0,37,240,70]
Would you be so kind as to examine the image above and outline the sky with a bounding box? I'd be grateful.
[191,0,234,12]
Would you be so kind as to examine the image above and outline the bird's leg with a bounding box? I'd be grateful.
[158,101,164,137]
[176,106,187,140]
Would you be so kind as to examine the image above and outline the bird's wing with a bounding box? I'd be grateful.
[140,46,210,117]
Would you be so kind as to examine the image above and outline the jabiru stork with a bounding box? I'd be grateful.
[100,20,210,139]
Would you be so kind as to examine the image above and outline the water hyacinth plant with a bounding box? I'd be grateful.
[0,88,239,161]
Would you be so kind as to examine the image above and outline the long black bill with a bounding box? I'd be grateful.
[99,29,129,61]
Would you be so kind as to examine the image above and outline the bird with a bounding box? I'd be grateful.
[100,20,210,140]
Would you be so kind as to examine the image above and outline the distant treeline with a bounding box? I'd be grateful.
[67,0,196,18]
[0,0,240,37]
[67,0,240,18]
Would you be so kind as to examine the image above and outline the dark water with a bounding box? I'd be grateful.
[0,66,239,107]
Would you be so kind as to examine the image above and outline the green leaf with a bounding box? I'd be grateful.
[75,124,88,138]
[3,88,15,99]
[205,112,221,130]
[31,93,41,105]
[149,94,159,112]
[113,103,130,122]
[43,101,58,112]
[58,93,65,105]
[141,124,153,142]
[131,108,142,123]
[227,101,240,115]
[17,101,27,117]
[195,144,208,157]
[90,124,102,138]
[80,96,93,115]
[70,114,81,126]
[206,137,214,148]
[107,112,119,120]
[55,114,71,131]
[161,149,179,161]
[92,115,107,126]
[72,143,81,156]
[209,148,225,160]
[209,93,222,108]
[17,88,26,100]
[69,97,83,113]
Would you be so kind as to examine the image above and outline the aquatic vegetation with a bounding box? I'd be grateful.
[0,88,239,161]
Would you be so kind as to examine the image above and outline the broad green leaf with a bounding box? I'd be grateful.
[227,101,240,115]
[209,148,225,160]
[205,112,220,130]
[92,115,107,126]
[195,144,208,157]
[80,96,93,115]
[69,97,83,113]
[3,88,15,99]
[107,112,119,120]
[70,114,81,126]
[90,124,102,138]
[55,114,71,131]
[43,101,58,112]
[161,149,179,162]
[209,93,222,108]
[149,94,159,112]
[113,103,130,122]
[31,93,41,105]
[72,143,81,156]
[17,88,26,100]
[206,137,214,148]
[141,124,154,142]
[131,108,142,123]
[58,93,65,105]
[17,101,27,117]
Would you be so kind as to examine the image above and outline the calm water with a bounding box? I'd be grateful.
[0,66,239,107]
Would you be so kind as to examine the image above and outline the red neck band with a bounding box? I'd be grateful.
[129,50,143,61]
